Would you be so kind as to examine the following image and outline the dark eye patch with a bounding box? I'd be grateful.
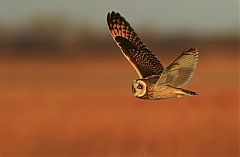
[137,84,143,89]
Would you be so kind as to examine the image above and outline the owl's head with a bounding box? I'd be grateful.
[132,79,147,98]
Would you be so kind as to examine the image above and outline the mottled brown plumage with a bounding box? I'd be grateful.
[107,11,199,100]
[107,11,164,78]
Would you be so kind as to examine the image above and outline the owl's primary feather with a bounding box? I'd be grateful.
[156,48,198,87]
[107,11,164,78]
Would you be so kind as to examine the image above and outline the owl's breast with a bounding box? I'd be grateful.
[140,83,155,99]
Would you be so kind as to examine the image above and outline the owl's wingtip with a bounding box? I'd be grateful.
[187,48,198,53]
[183,48,199,56]
[107,11,119,24]
[107,11,118,16]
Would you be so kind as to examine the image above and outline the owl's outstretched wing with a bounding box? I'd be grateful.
[156,48,198,87]
[107,11,164,78]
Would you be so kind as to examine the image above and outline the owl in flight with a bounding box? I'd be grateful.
[107,11,198,100]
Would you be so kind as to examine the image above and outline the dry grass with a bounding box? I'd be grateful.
[0,48,239,156]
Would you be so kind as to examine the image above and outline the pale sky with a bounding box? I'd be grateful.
[0,0,238,35]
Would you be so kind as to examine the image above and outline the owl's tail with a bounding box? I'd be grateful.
[181,89,197,96]
[176,88,197,97]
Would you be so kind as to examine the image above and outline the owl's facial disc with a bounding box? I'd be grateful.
[132,80,147,97]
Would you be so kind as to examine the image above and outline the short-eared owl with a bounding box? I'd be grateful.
[107,11,198,100]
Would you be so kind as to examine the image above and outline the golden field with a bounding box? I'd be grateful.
[0,47,239,157]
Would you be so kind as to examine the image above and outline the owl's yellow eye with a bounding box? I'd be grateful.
[137,84,143,89]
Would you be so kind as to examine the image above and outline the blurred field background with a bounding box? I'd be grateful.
[0,0,239,157]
